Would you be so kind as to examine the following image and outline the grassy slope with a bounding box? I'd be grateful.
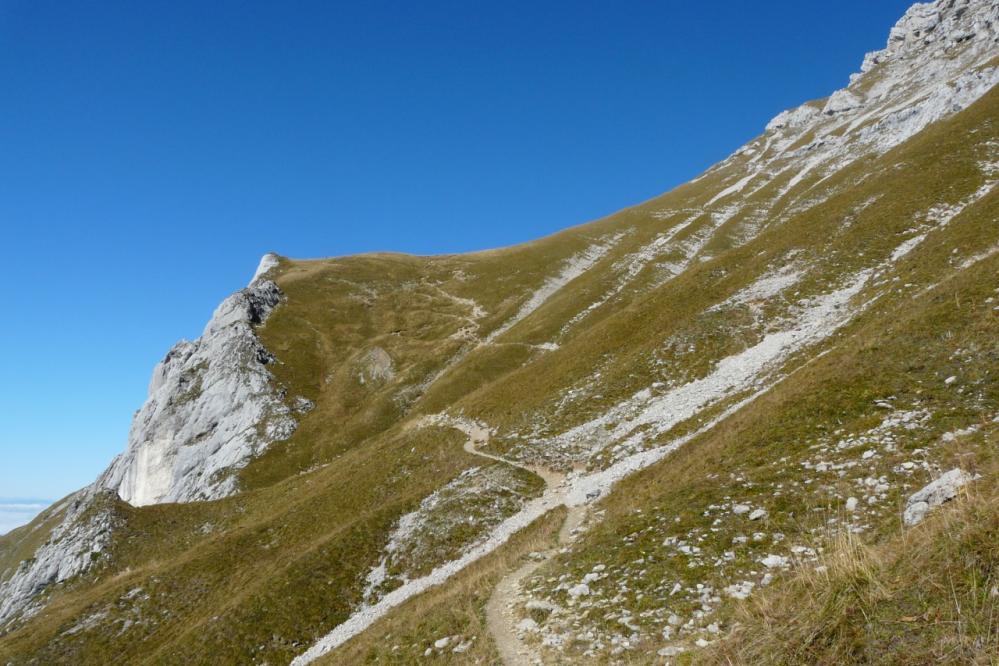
[479,90,999,662]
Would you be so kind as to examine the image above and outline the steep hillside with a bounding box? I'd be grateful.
[2,0,998,664]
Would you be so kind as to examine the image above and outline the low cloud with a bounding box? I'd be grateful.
[0,501,49,535]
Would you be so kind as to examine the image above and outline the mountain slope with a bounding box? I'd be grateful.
[2,1,998,664]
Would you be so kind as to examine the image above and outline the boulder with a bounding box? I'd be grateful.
[903,468,974,526]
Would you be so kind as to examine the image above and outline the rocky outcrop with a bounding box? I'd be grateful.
[0,258,301,628]
[764,105,819,132]
[0,489,122,628]
[822,89,863,115]
[865,0,999,69]
[251,252,281,283]
[757,0,999,178]
[98,277,299,506]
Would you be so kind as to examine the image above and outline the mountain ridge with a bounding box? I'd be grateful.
[2,0,998,663]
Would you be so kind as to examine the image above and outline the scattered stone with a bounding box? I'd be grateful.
[517,618,539,633]
[724,581,755,600]
[658,646,685,657]
[761,554,789,569]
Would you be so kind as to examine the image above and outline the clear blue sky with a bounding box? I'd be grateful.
[1,0,912,501]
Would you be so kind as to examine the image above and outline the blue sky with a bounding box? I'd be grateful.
[0,0,913,502]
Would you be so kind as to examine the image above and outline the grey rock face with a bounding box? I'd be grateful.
[0,268,301,628]
[864,0,999,70]
[750,0,999,209]
[822,89,863,115]
[98,279,297,506]
[0,489,121,627]
[251,252,281,284]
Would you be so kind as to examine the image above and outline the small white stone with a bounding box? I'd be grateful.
[516,618,538,633]
[658,646,685,657]
[761,554,789,569]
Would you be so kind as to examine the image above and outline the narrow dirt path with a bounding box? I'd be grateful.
[485,503,586,666]
[453,419,586,666]
[293,416,586,666]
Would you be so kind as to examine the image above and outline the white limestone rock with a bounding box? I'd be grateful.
[0,489,121,627]
[903,468,974,525]
[866,0,998,70]
[251,252,281,284]
[823,89,864,115]
[761,554,789,569]
[99,278,299,506]
[755,0,999,195]
[766,104,820,132]
[0,270,301,628]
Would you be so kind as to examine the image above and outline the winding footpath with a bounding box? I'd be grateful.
[293,361,796,666]
[290,416,585,666]
[458,421,587,666]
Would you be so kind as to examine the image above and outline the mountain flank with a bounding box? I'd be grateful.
[2,1,998,663]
